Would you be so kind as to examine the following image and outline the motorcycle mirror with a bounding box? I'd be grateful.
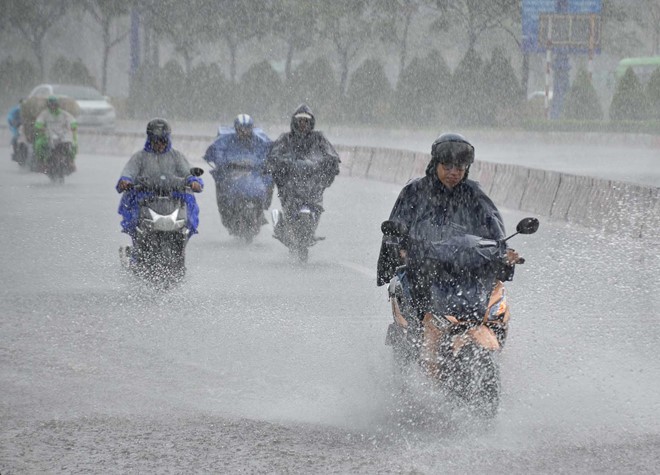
[503,217,540,242]
[381,220,408,237]
[190,167,204,177]
[516,217,540,235]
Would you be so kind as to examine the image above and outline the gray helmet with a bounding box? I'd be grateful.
[146,118,171,138]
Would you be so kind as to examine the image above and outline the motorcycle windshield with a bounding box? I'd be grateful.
[141,196,183,216]
[429,279,491,322]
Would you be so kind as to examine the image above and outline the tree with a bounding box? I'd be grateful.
[80,0,131,93]
[211,0,273,83]
[562,68,604,121]
[378,0,429,80]
[148,0,216,76]
[433,0,518,51]
[270,0,318,82]
[3,0,70,80]
[317,1,375,97]
[609,67,649,121]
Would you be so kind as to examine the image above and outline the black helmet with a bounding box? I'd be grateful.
[146,118,171,138]
[431,133,474,165]
[426,133,475,179]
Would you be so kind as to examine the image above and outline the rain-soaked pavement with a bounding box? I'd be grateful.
[1,146,659,473]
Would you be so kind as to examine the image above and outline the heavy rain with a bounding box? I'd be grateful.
[1,1,659,473]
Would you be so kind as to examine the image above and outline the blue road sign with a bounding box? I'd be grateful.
[522,0,602,53]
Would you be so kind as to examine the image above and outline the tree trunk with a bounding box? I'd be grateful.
[285,41,295,82]
[398,8,414,80]
[339,50,349,97]
[102,22,111,94]
[227,37,237,83]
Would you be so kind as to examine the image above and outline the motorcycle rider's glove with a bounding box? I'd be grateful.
[117,179,133,192]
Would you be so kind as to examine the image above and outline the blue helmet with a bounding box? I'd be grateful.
[234,114,254,132]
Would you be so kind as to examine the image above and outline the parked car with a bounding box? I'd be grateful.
[28,84,116,130]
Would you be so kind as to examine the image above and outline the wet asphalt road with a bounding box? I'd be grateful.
[1,146,659,473]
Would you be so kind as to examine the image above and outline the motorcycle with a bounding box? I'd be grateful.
[271,156,328,263]
[13,125,32,168]
[382,217,539,417]
[209,157,271,244]
[43,132,75,183]
[119,168,204,285]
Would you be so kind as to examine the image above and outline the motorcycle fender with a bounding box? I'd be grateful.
[464,325,500,352]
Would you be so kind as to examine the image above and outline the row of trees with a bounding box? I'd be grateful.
[3,0,660,95]
[560,66,660,122]
[125,46,523,126]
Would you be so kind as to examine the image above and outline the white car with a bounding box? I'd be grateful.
[28,84,116,130]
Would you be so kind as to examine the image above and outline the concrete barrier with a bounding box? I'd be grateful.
[7,127,656,240]
[520,168,561,217]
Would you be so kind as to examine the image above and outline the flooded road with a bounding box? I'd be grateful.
[1,147,658,473]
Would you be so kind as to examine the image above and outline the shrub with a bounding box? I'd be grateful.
[48,56,95,86]
[610,67,649,121]
[286,57,340,122]
[239,60,283,122]
[483,47,522,126]
[345,58,392,125]
[562,67,603,120]
[448,48,488,126]
[646,67,660,121]
[393,50,451,125]
[187,62,228,121]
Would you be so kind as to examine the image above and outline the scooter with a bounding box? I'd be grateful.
[119,168,204,285]
[43,132,75,184]
[382,217,539,417]
[209,157,271,243]
[271,156,329,263]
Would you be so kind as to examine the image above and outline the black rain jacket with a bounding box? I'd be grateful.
[376,158,507,288]
[265,104,340,212]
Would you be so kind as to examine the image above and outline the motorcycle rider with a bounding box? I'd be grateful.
[6,98,23,159]
[116,118,203,247]
[203,113,273,229]
[34,95,78,172]
[377,133,519,325]
[266,104,340,243]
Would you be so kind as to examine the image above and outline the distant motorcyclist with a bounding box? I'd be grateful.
[116,118,203,243]
[7,99,23,159]
[203,113,273,232]
[266,104,340,243]
[377,133,519,320]
[34,96,78,172]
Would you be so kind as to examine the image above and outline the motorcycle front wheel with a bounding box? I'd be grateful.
[444,343,500,418]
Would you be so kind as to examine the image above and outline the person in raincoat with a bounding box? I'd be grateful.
[376,133,519,319]
[116,118,203,241]
[265,104,340,242]
[7,99,23,158]
[203,113,273,229]
[34,96,78,172]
